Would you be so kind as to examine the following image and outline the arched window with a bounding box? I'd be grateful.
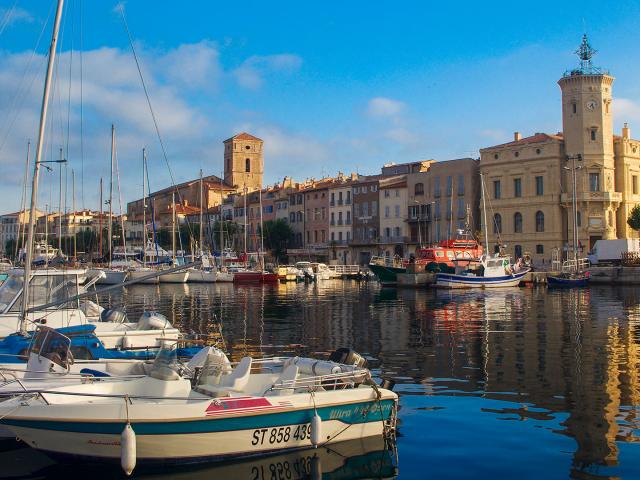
[415,183,424,196]
[514,212,523,233]
[245,158,251,173]
[535,211,544,232]
[493,213,502,234]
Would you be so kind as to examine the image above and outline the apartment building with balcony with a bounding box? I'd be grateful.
[406,158,480,255]
[379,175,409,258]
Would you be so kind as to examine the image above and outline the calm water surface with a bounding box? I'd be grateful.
[5,281,640,479]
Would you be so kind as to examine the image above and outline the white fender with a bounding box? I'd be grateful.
[121,423,137,476]
[310,413,322,447]
[121,335,132,350]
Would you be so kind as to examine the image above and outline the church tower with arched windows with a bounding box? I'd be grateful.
[223,132,264,192]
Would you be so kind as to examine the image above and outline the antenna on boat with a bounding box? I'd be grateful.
[480,173,489,257]
[20,0,65,336]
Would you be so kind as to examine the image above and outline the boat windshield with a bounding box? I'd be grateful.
[29,327,73,368]
[8,273,79,313]
[0,274,23,313]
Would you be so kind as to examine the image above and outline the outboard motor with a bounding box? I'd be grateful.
[328,348,367,368]
[137,311,172,330]
[101,308,126,323]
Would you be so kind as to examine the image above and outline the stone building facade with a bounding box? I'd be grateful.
[479,36,640,264]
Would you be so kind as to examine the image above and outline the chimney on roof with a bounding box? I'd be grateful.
[514,132,521,142]
[623,123,630,140]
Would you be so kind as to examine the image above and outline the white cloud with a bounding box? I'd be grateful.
[366,97,405,118]
[479,128,508,143]
[384,127,418,145]
[157,41,221,91]
[233,54,302,89]
[0,6,33,30]
[614,97,640,124]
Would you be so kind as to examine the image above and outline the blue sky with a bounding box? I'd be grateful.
[0,0,639,213]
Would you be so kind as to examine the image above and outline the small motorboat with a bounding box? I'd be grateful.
[547,271,589,288]
[0,348,397,475]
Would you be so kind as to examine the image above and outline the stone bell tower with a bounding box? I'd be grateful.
[223,132,264,192]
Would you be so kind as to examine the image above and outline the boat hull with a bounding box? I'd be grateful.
[368,264,405,286]
[2,397,396,465]
[233,272,279,283]
[547,275,589,288]
[93,270,128,285]
[128,270,159,285]
[158,271,190,284]
[435,270,529,288]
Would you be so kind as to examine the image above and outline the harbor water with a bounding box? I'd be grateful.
[4,280,640,479]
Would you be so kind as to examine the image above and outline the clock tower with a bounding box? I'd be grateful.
[558,35,618,240]
[558,35,614,162]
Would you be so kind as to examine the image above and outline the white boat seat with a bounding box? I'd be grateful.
[266,365,299,396]
[197,357,253,397]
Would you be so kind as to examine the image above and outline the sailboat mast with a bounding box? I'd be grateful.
[16,141,31,260]
[98,178,103,258]
[243,185,247,262]
[21,0,65,334]
[108,124,115,267]
[259,187,265,270]
[58,148,63,253]
[142,148,146,267]
[172,191,176,264]
[480,173,489,255]
[199,169,204,256]
[72,169,76,260]
[220,173,224,259]
[571,155,579,266]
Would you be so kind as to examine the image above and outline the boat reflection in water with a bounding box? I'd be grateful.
[83,282,640,479]
[3,436,397,479]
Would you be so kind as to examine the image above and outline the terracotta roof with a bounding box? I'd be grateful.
[224,132,263,142]
[482,133,564,150]
[148,174,235,199]
[174,204,201,215]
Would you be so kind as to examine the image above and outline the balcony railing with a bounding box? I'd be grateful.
[560,191,623,204]
[330,220,335,226]
[379,235,410,244]
[330,201,335,206]
[345,199,351,205]
[338,199,343,205]
[345,219,352,225]
[337,219,343,225]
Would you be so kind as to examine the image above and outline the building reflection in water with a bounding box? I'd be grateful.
[98,281,640,479]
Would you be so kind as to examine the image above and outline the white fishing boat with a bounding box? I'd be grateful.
[435,254,529,288]
[435,173,530,289]
[0,348,397,475]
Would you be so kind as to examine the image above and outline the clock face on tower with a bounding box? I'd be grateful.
[586,100,597,111]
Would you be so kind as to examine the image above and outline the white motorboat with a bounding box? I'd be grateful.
[0,268,180,349]
[0,348,397,475]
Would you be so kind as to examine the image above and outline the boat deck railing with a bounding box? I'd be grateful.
[267,368,370,393]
